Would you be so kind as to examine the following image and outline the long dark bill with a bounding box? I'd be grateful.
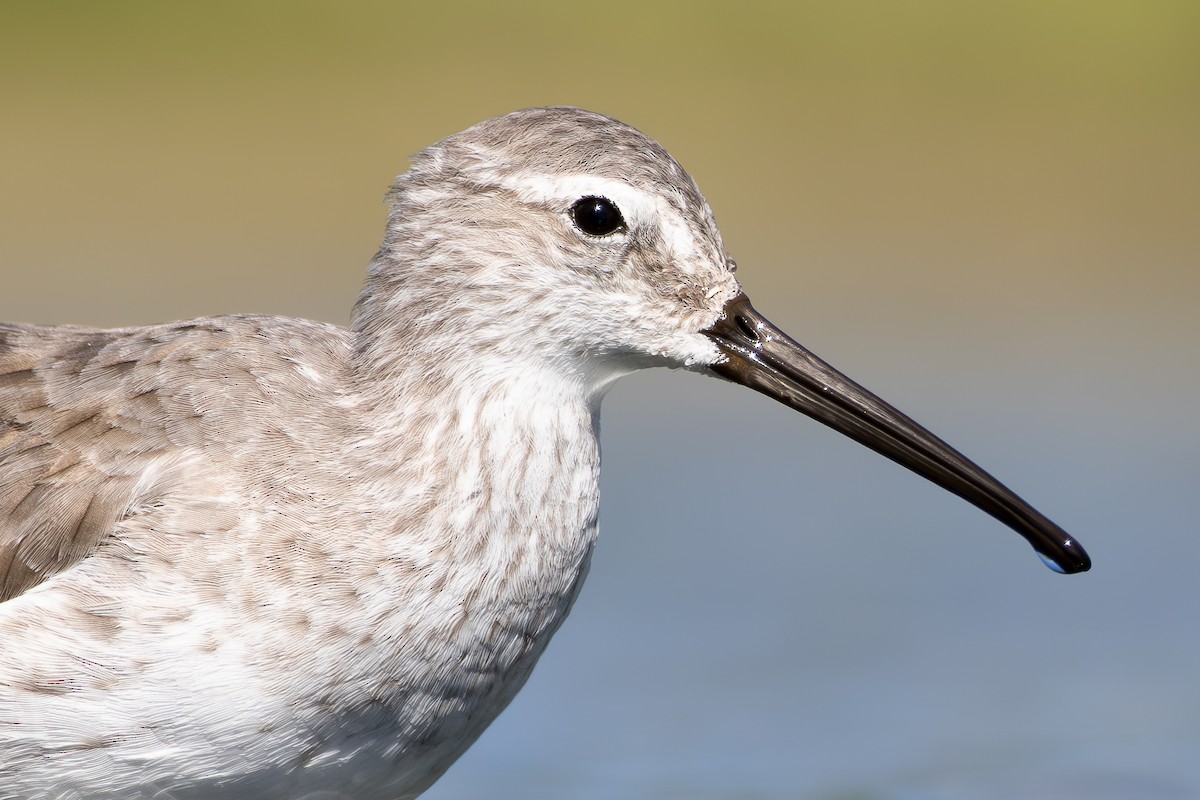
[703,292,1090,574]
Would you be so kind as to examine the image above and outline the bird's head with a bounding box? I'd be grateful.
[355,106,1090,575]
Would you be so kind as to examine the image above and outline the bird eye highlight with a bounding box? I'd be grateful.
[570,196,626,237]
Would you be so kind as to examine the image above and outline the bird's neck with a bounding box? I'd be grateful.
[350,333,606,622]
[377,357,601,528]
[348,263,612,680]
[348,263,616,576]
[338,353,604,766]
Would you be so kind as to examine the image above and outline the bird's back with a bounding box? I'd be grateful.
[0,316,356,602]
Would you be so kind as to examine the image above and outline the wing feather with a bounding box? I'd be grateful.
[0,325,170,601]
[0,314,355,602]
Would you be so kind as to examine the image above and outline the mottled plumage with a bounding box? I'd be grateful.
[0,106,1088,800]
[0,107,740,800]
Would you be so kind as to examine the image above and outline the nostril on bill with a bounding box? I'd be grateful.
[734,315,759,343]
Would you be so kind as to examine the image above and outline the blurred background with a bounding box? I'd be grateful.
[2,2,1197,798]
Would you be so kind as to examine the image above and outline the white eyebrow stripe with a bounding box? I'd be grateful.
[498,172,699,263]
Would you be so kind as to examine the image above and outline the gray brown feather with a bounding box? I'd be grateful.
[0,317,354,602]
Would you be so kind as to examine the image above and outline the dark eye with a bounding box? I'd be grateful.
[570,196,626,237]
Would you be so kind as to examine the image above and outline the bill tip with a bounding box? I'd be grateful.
[1035,538,1091,575]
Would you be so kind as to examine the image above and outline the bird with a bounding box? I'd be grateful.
[0,106,1089,799]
